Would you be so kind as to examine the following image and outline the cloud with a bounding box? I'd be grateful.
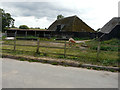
[118,1,120,17]
[0,2,82,28]
[0,0,119,30]
[1,2,76,18]
[14,16,51,28]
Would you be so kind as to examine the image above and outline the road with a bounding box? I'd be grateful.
[2,58,118,88]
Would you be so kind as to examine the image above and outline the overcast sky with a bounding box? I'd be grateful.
[0,0,119,30]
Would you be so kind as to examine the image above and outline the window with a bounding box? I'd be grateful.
[56,25,61,32]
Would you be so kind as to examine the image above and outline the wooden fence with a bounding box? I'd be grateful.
[3,32,116,60]
[3,37,86,58]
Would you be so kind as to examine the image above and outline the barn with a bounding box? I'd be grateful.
[98,17,120,40]
[48,15,96,38]
[6,15,96,39]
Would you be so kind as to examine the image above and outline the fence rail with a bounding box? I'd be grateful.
[3,37,79,58]
[2,48,89,58]
[2,43,86,50]
[2,33,119,67]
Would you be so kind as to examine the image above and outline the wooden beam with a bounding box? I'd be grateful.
[25,31,27,37]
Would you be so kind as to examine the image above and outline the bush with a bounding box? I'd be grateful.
[101,59,118,66]
[102,38,119,45]
[90,45,118,51]
[90,45,97,50]
[19,25,29,29]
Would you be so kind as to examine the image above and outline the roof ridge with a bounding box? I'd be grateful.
[57,15,77,20]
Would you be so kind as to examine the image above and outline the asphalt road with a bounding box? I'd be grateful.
[2,58,118,88]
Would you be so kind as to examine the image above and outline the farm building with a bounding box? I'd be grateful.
[48,15,96,38]
[98,17,120,40]
[6,29,52,37]
[6,15,96,39]
[48,15,94,32]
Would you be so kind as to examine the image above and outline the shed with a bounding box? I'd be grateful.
[6,29,52,37]
[99,17,120,40]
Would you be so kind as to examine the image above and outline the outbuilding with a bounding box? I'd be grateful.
[98,17,120,40]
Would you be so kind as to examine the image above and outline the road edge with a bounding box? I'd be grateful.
[2,53,120,72]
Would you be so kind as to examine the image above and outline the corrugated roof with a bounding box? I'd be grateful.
[100,17,120,34]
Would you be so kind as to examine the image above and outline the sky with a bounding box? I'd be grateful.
[0,0,119,30]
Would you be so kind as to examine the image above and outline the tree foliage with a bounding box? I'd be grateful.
[19,25,29,29]
[96,28,101,32]
[57,14,64,20]
[0,8,15,32]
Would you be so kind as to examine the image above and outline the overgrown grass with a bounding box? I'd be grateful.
[74,37,91,40]
[2,35,7,40]
[90,45,118,51]
[2,38,119,67]
[101,38,119,45]
[2,48,118,67]
[86,38,119,51]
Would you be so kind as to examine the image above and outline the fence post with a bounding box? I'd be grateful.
[96,41,101,61]
[25,31,27,37]
[35,31,36,37]
[13,31,17,51]
[64,41,67,58]
[5,31,7,37]
[36,36,40,53]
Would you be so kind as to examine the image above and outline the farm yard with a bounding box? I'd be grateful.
[1,12,120,71]
[1,2,120,88]
[2,37,119,67]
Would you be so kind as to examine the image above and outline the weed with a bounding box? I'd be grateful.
[58,55,64,59]
[52,62,58,65]
[2,38,119,67]
[43,53,47,56]
[19,58,25,61]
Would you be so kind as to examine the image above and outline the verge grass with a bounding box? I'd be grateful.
[2,38,119,67]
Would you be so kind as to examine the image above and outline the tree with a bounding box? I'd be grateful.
[11,25,16,28]
[19,25,29,29]
[97,28,101,32]
[0,8,15,32]
[57,14,64,20]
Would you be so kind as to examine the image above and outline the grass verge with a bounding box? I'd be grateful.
[2,53,119,72]
[2,38,119,68]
